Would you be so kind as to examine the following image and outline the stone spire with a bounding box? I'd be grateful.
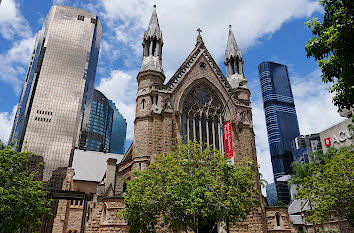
[224,25,248,89]
[225,25,240,62]
[140,5,164,74]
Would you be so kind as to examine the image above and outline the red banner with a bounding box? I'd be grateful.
[223,121,234,158]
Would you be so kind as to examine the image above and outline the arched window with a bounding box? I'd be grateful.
[152,37,157,56]
[141,99,146,110]
[276,212,281,227]
[230,56,235,75]
[181,84,224,150]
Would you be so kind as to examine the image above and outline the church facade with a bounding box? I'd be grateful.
[83,5,284,233]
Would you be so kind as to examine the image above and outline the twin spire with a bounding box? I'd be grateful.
[140,6,247,89]
[140,5,164,74]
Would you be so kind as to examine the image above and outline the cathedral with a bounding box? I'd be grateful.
[53,5,295,233]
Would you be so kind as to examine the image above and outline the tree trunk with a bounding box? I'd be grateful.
[338,218,344,233]
[226,218,230,233]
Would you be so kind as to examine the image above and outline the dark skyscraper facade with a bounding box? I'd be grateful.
[9,5,102,181]
[258,61,300,204]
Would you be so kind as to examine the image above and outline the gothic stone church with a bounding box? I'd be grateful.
[77,6,291,233]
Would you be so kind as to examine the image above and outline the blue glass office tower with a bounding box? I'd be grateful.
[79,89,113,152]
[109,101,127,154]
[258,61,300,204]
[266,183,278,206]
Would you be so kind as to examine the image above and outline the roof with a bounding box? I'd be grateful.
[71,149,124,182]
[225,25,241,61]
[289,215,305,225]
[144,5,162,41]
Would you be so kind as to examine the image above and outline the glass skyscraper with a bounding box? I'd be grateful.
[9,5,102,181]
[79,89,113,152]
[79,89,127,154]
[258,61,300,204]
[109,100,127,154]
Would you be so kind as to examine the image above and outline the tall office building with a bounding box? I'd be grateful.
[109,100,127,154]
[266,183,278,206]
[258,61,300,204]
[79,89,114,152]
[78,89,127,154]
[9,5,102,181]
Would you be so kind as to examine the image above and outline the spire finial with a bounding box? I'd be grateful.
[196,28,203,44]
[197,28,202,36]
[153,4,156,8]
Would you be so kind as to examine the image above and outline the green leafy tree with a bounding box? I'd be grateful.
[0,142,50,232]
[305,0,354,109]
[274,200,287,208]
[123,140,259,233]
[291,147,354,233]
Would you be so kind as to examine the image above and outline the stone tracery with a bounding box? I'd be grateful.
[181,83,224,150]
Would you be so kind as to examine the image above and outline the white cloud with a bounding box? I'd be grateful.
[0,0,31,39]
[291,69,344,134]
[0,105,17,144]
[0,36,36,94]
[97,70,137,140]
[95,0,321,79]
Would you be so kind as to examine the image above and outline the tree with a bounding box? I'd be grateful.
[0,142,50,232]
[291,146,354,233]
[305,0,354,109]
[123,140,259,233]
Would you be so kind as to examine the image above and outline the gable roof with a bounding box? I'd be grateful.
[165,38,248,107]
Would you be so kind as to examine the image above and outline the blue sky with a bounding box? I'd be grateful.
[0,0,345,188]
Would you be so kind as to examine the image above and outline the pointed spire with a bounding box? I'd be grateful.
[144,5,163,42]
[224,25,248,89]
[140,5,164,74]
[225,25,239,60]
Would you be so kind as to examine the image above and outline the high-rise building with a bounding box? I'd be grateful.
[291,134,322,163]
[109,100,127,154]
[78,89,127,154]
[79,89,114,152]
[258,61,300,204]
[266,183,278,206]
[9,5,102,181]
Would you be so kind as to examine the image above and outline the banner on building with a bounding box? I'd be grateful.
[223,121,234,158]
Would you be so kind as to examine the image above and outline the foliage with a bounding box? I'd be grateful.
[123,140,259,233]
[305,0,354,109]
[291,146,354,228]
[0,143,50,232]
[274,200,287,208]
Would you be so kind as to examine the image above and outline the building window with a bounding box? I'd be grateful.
[91,18,96,24]
[141,99,146,109]
[181,83,224,150]
[276,213,281,227]
[77,15,85,21]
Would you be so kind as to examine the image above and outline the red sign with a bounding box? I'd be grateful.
[223,121,234,158]
[324,137,331,147]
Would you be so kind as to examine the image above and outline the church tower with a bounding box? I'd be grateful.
[225,25,248,91]
[132,5,172,170]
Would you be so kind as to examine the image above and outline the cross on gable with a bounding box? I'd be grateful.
[197,28,202,36]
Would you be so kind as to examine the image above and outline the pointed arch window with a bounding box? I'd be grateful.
[230,56,240,74]
[181,84,224,150]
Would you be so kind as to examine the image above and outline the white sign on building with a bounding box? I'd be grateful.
[319,118,353,153]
